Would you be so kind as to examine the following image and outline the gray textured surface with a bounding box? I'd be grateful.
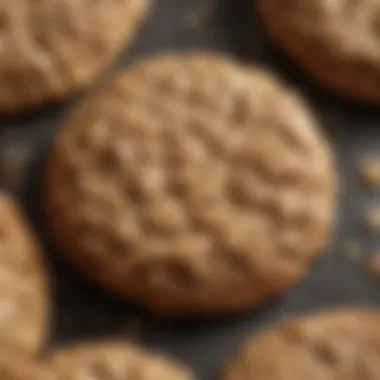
[0,0,378,379]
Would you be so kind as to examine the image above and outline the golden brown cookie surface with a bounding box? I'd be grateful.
[0,0,149,113]
[0,349,52,380]
[0,194,48,353]
[259,0,380,103]
[224,309,380,380]
[44,53,336,316]
[47,342,192,380]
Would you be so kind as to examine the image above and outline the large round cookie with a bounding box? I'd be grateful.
[224,309,380,380]
[0,0,149,113]
[258,0,380,103]
[47,342,192,380]
[0,194,48,353]
[44,53,336,317]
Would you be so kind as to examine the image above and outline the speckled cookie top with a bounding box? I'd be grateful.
[259,0,380,103]
[0,194,48,353]
[44,53,336,316]
[47,342,192,380]
[224,309,380,380]
[0,0,148,113]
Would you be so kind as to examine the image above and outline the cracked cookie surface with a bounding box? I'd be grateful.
[0,0,149,113]
[224,309,380,380]
[47,342,192,380]
[259,0,380,103]
[44,53,336,316]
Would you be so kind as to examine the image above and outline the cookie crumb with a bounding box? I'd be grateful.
[344,240,362,261]
[367,253,380,278]
[364,207,380,230]
[359,157,380,188]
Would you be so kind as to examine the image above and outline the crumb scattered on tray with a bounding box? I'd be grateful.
[367,253,380,278]
[364,207,380,230]
[359,156,380,188]
[344,240,362,261]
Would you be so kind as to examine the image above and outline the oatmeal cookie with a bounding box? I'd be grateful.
[259,0,380,103]
[44,53,336,316]
[0,0,149,113]
[224,309,380,380]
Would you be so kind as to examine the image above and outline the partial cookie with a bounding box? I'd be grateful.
[259,0,380,103]
[0,193,48,354]
[47,342,192,380]
[44,53,336,317]
[224,309,380,380]
[0,342,190,380]
[0,348,52,380]
[0,0,149,113]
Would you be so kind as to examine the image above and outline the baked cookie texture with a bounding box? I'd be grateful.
[47,342,192,380]
[0,349,52,380]
[259,0,380,104]
[44,53,336,317]
[0,0,149,113]
[224,309,380,380]
[0,342,190,380]
[0,194,48,354]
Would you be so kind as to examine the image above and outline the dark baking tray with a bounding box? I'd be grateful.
[1,0,379,378]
